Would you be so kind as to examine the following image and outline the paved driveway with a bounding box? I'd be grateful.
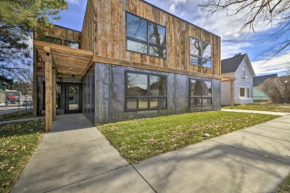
[12,114,290,193]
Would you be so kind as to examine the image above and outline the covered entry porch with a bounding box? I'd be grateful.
[33,40,94,131]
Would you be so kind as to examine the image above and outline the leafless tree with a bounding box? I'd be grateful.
[200,0,290,58]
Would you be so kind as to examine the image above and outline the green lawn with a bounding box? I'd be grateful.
[276,173,290,193]
[99,111,278,164]
[0,111,33,122]
[223,103,290,113]
[0,120,44,193]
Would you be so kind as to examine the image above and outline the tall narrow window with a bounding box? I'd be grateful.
[126,12,166,58]
[190,79,212,107]
[247,88,250,98]
[190,37,212,68]
[126,72,167,111]
[242,65,246,78]
[240,87,245,97]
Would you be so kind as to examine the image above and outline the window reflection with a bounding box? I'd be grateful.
[150,75,166,96]
[127,73,148,96]
[190,37,212,68]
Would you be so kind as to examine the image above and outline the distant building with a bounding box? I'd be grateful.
[5,90,21,104]
[0,85,5,104]
[221,54,256,105]
[253,74,278,101]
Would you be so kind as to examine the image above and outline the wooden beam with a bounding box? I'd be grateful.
[45,52,53,131]
[52,67,56,121]
[34,40,93,56]
[230,80,234,109]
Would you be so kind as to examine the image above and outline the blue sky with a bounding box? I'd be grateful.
[55,0,289,76]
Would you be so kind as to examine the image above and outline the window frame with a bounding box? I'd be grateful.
[124,71,168,112]
[242,65,246,78]
[64,40,80,49]
[240,87,246,98]
[125,12,167,59]
[189,78,213,107]
[44,36,62,45]
[189,37,212,69]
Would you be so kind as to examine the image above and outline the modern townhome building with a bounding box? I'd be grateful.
[253,74,278,101]
[33,0,233,131]
[221,54,256,105]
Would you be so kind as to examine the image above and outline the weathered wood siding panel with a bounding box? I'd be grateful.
[34,25,81,44]
[81,0,95,51]
[92,0,221,78]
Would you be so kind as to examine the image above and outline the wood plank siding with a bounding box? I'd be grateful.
[35,0,221,80]
[34,25,81,45]
[80,0,221,79]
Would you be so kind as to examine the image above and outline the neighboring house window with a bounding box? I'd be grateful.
[190,37,212,68]
[126,12,166,58]
[44,36,62,45]
[125,72,167,111]
[65,40,80,49]
[190,79,212,106]
[240,87,246,97]
[242,65,246,78]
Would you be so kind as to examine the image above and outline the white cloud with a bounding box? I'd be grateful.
[252,54,290,76]
[66,0,79,4]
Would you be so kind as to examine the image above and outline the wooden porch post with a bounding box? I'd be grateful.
[52,67,56,121]
[32,47,38,116]
[45,47,52,131]
[230,80,234,109]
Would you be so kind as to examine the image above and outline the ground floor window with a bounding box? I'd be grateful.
[240,87,250,98]
[189,79,212,107]
[125,71,167,111]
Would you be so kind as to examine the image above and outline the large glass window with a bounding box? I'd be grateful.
[44,36,62,45]
[65,40,80,49]
[126,72,167,111]
[190,37,212,68]
[190,79,212,107]
[126,12,166,58]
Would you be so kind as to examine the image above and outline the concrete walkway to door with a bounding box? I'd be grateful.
[12,114,154,193]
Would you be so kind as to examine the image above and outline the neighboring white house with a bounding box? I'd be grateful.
[221,54,256,105]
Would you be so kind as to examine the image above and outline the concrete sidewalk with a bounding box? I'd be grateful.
[135,115,290,193]
[12,114,154,193]
[222,108,290,116]
[12,114,290,193]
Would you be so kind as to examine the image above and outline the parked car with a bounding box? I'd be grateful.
[23,101,32,106]
[0,102,5,107]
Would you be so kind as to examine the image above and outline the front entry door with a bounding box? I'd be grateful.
[65,84,81,114]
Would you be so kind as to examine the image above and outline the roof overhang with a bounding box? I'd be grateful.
[34,40,94,79]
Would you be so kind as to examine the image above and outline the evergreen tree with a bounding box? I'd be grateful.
[0,0,67,78]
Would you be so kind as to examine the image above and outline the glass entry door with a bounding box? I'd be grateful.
[65,84,81,114]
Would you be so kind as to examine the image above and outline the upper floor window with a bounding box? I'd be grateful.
[242,65,246,78]
[126,12,166,59]
[44,36,62,45]
[190,37,212,68]
[125,71,167,111]
[65,40,80,49]
[190,79,212,107]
